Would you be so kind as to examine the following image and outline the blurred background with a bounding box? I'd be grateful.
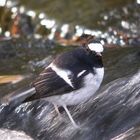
[0,0,140,140]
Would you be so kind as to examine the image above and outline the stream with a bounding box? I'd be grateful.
[0,0,140,140]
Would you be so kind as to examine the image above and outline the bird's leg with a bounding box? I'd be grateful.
[53,104,61,117]
[63,105,79,128]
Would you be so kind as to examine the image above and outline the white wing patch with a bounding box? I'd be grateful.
[49,63,74,88]
[77,70,86,78]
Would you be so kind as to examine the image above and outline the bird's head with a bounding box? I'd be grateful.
[79,34,104,56]
[87,40,104,56]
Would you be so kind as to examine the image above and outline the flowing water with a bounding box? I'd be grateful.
[0,0,140,139]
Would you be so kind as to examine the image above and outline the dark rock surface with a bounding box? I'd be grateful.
[0,46,140,140]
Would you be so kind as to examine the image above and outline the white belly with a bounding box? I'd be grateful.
[46,68,104,106]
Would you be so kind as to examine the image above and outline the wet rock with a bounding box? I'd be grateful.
[0,47,140,140]
[0,129,33,140]
[0,38,54,74]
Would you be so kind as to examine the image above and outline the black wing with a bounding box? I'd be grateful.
[25,67,88,102]
[24,47,96,102]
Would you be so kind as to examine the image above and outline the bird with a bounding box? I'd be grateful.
[1,35,104,127]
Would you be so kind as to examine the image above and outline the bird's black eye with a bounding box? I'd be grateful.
[91,51,96,55]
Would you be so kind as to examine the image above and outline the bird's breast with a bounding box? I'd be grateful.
[74,67,104,102]
[46,67,104,106]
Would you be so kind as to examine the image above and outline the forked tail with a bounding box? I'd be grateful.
[0,87,36,106]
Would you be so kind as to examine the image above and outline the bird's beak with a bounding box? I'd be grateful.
[96,52,102,56]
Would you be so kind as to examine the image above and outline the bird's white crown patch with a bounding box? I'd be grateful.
[88,42,104,53]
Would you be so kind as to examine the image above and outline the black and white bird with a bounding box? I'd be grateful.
[2,36,104,127]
